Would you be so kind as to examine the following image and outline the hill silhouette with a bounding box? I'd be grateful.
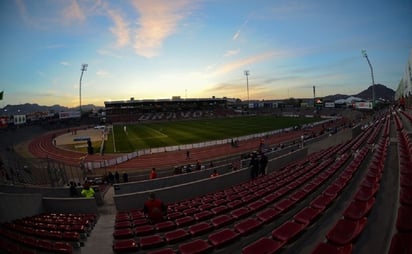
[323,83,395,102]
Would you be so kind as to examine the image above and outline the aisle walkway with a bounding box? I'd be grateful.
[80,187,116,254]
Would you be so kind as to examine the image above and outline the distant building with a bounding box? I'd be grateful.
[395,49,412,100]
[104,97,231,123]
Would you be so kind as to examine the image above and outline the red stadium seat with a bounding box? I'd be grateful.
[274,198,297,212]
[115,220,133,229]
[155,221,175,232]
[113,228,134,239]
[272,221,306,243]
[323,183,344,196]
[326,217,367,245]
[116,214,130,222]
[310,193,337,209]
[289,189,309,202]
[401,174,412,187]
[293,206,325,225]
[227,199,244,209]
[343,198,375,220]
[37,239,55,251]
[354,184,379,202]
[234,218,263,236]
[175,216,195,227]
[183,208,198,216]
[231,207,252,220]
[242,237,285,254]
[211,205,229,215]
[188,222,213,236]
[193,210,213,221]
[247,200,266,212]
[112,239,139,253]
[133,218,149,227]
[400,186,412,206]
[21,236,38,248]
[140,234,165,249]
[311,242,353,254]
[256,208,281,223]
[208,228,239,248]
[179,239,213,254]
[167,212,183,220]
[262,191,282,203]
[396,205,412,232]
[388,233,412,254]
[53,241,74,254]
[134,225,155,236]
[198,203,215,211]
[147,248,176,254]
[164,229,190,244]
[211,214,234,228]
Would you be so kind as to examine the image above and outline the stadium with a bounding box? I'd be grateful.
[0,87,412,254]
[2,0,412,252]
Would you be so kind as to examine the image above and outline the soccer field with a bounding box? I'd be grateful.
[104,116,319,153]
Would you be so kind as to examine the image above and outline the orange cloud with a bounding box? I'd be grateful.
[131,0,195,58]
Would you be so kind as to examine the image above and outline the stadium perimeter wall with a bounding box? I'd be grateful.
[0,192,98,223]
[113,144,302,195]
[0,192,43,223]
[0,185,80,197]
[114,148,307,211]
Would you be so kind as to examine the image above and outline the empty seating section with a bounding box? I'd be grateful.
[309,113,391,252]
[0,212,97,254]
[388,111,412,253]
[107,114,395,253]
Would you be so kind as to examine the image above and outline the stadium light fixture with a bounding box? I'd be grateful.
[79,63,88,114]
[244,70,250,108]
[361,50,375,107]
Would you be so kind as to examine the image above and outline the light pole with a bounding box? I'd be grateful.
[79,63,88,114]
[244,70,250,109]
[361,50,375,107]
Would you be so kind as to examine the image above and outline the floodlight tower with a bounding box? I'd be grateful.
[79,63,88,114]
[361,50,375,106]
[244,70,250,108]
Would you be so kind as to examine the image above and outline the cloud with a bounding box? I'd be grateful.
[14,0,42,29]
[130,0,195,58]
[232,18,249,40]
[224,49,240,57]
[61,0,86,24]
[60,61,70,66]
[106,9,130,47]
[97,49,123,58]
[213,51,276,76]
[96,70,111,77]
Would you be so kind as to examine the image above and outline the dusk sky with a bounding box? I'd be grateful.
[0,0,411,107]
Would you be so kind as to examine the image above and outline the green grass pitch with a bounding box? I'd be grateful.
[104,116,320,153]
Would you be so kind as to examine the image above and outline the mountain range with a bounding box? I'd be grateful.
[323,84,395,102]
[1,84,395,115]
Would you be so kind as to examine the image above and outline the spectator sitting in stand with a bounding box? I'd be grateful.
[150,168,157,179]
[143,192,167,223]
